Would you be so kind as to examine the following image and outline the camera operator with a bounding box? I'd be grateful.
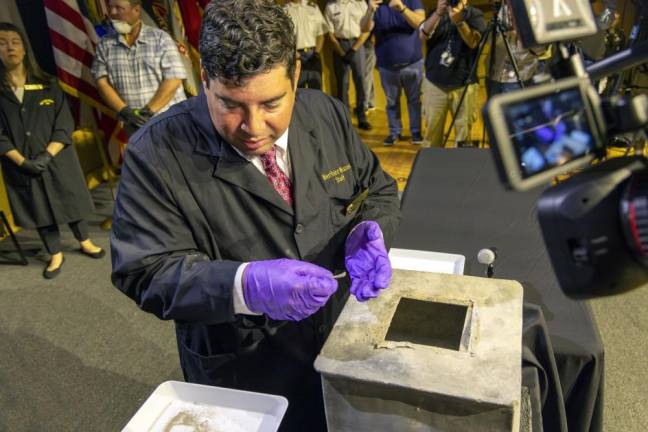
[419,0,485,148]
[360,0,425,146]
[486,1,547,97]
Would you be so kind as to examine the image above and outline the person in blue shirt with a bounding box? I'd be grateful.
[360,0,425,146]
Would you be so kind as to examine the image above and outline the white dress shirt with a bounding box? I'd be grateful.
[230,129,291,315]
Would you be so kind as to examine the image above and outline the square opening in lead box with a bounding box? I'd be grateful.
[385,298,471,351]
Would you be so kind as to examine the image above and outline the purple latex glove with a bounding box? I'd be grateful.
[243,258,338,321]
[345,221,392,302]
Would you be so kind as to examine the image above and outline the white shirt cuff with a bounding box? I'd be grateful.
[233,263,262,315]
[419,22,433,39]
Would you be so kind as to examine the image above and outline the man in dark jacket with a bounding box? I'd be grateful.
[110,0,400,430]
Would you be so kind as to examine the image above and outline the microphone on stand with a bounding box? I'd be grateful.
[477,247,498,278]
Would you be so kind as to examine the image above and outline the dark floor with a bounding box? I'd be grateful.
[0,185,182,431]
[0,184,646,431]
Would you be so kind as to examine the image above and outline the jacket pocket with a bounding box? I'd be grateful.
[178,337,237,386]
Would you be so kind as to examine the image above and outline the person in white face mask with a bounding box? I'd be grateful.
[91,0,187,137]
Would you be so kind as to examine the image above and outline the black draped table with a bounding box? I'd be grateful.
[393,148,604,432]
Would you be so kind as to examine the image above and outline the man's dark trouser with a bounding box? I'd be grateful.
[37,220,89,254]
[333,38,368,123]
[297,48,323,90]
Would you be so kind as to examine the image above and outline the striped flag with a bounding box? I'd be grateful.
[177,0,201,51]
[146,0,200,96]
[43,0,127,166]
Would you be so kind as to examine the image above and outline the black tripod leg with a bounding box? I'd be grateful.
[482,16,500,148]
[442,24,492,148]
[0,211,28,266]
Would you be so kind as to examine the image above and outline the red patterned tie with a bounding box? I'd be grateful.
[260,146,293,206]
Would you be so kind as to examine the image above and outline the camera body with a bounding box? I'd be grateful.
[485,61,648,298]
[537,157,648,298]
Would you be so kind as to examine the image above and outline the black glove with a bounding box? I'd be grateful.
[137,105,154,121]
[31,151,53,171]
[18,159,44,177]
[118,106,147,129]
[342,48,357,64]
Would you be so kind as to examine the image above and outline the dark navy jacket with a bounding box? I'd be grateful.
[110,89,400,430]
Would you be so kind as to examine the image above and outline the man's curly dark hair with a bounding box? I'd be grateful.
[199,0,297,86]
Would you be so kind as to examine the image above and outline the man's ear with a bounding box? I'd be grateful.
[201,67,210,89]
[293,59,302,91]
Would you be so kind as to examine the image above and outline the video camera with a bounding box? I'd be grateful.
[484,0,648,299]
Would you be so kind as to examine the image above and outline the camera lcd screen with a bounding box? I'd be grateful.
[503,88,596,179]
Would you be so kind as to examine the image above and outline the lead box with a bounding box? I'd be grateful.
[315,269,524,432]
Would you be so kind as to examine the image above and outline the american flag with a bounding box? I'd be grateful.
[43,0,127,166]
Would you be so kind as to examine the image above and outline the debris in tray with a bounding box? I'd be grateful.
[149,400,265,432]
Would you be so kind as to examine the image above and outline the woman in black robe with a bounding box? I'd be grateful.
[0,22,104,278]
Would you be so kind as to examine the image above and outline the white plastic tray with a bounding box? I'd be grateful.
[122,381,288,432]
[389,248,465,275]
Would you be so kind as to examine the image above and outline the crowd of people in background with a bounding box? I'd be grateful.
[88,0,599,149]
[87,0,625,148]
[284,0,621,148]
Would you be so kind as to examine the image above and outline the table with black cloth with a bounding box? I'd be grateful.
[393,148,604,432]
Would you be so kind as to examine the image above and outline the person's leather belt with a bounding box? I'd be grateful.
[384,59,422,70]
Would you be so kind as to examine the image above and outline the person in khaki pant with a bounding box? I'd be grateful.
[419,0,485,148]
[421,78,478,148]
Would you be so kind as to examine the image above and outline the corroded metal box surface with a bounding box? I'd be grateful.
[315,269,524,432]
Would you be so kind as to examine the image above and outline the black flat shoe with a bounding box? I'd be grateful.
[43,256,65,279]
[80,248,106,259]
[357,120,372,131]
